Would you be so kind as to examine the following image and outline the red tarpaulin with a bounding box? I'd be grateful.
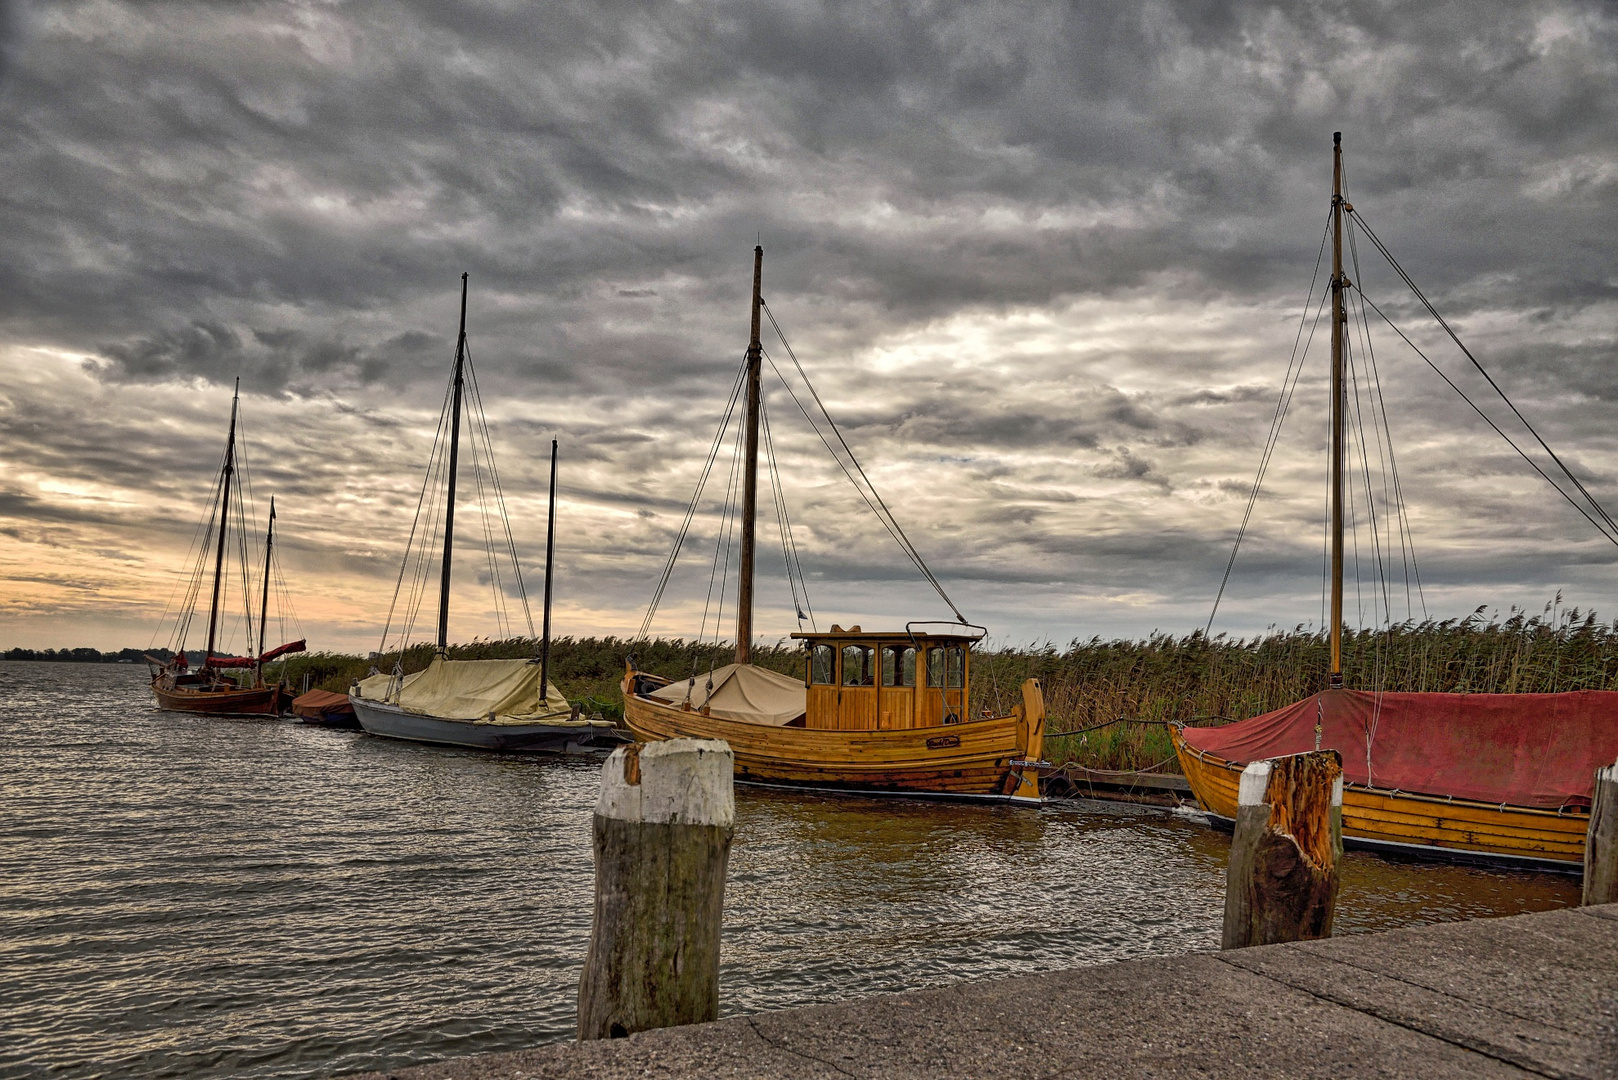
[1180,689,1618,809]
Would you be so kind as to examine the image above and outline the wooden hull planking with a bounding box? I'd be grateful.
[623,682,1038,800]
[152,680,287,717]
[1170,726,1589,867]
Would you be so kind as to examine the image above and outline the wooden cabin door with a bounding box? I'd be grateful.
[879,643,917,729]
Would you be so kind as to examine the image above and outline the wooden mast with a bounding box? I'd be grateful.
[437,272,469,655]
[256,496,275,682]
[736,245,763,665]
[1329,132,1346,689]
[539,439,558,699]
[204,379,240,668]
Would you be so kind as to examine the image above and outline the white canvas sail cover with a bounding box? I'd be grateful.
[354,657,576,726]
[649,663,806,726]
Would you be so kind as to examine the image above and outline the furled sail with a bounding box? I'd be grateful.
[648,663,806,726]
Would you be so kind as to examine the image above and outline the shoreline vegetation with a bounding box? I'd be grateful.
[14,605,1618,773]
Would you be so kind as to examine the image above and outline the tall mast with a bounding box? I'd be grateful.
[736,245,764,665]
[204,379,240,667]
[1329,132,1346,689]
[437,272,469,655]
[539,439,558,698]
[257,496,275,679]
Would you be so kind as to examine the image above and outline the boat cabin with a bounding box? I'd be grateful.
[790,626,974,731]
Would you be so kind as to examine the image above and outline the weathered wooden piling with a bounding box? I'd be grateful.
[1583,760,1618,906]
[577,738,734,1041]
[1222,749,1343,950]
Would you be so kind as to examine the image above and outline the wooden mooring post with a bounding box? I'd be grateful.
[1222,749,1343,950]
[1583,760,1618,906]
[577,738,734,1041]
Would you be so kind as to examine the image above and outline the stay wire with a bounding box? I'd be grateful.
[1355,290,1618,550]
[638,354,750,640]
[1351,209,1618,542]
[1207,210,1335,635]
[761,299,967,623]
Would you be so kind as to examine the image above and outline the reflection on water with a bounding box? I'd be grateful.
[0,662,1579,1079]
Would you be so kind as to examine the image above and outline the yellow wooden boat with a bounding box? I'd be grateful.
[624,628,1046,801]
[1171,724,1592,867]
[625,246,1045,801]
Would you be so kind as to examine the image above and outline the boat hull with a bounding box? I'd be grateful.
[623,683,1036,801]
[350,697,624,754]
[1170,726,1589,868]
[152,681,287,717]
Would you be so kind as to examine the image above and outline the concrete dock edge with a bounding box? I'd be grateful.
[347,904,1618,1080]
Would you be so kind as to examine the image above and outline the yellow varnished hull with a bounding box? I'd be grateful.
[1170,726,1589,866]
[623,685,1031,800]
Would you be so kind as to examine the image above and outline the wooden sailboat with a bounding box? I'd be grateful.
[349,275,624,754]
[1173,134,1618,867]
[623,246,1047,801]
[150,387,305,716]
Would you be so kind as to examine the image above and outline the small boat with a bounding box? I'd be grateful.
[150,384,305,716]
[1177,134,1618,867]
[624,247,1046,801]
[291,688,360,729]
[350,274,624,754]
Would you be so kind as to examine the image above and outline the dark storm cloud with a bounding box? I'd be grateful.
[2,0,1616,647]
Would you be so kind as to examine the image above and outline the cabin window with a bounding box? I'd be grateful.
[842,644,875,686]
[809,644,836,685]
[926,646,966,688]
[881,645,916,687]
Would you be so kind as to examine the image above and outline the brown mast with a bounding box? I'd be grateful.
[204,379,240,668]
[256,496,275,682]
[1329,132,1346,688]
[735,245,764,665]
[437,272,469,655]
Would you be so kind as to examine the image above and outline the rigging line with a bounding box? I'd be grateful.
[1346,331,1392,629]
[1351,210,1618,541]
[708,411,748,653]
[382,374,457,655]
[761,397,813,630]
[759,344,961,619]
[465,349,535,637]
[698,394,748,653]
[464,357,509,639]
[638,354,751,640]
[1346,213,1425,620]
[760,300,967,622]
[766,397,816,630]
[1355,289,1618,549]
[165,464,227,652]
[467,422,507,640]
[1207,211,1335,635]
[1348,271,1425,620]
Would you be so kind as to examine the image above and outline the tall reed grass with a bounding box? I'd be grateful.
[972,604,1618,773]
[278,603,1618,773]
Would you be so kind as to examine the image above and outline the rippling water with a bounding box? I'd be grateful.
[0,661,1580,1079]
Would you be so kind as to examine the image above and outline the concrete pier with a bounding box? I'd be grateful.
[351,904,1618,1080]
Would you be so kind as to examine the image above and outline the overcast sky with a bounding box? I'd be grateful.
[2,0,1616,655]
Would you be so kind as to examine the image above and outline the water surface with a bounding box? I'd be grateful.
[0,661,1578,1079]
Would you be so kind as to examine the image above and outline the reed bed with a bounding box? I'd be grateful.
[275,604,1618,773]
[972,605,1618,773]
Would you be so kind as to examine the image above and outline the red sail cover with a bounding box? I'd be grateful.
[208,640,307,668]
[1180,689,1618,810]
